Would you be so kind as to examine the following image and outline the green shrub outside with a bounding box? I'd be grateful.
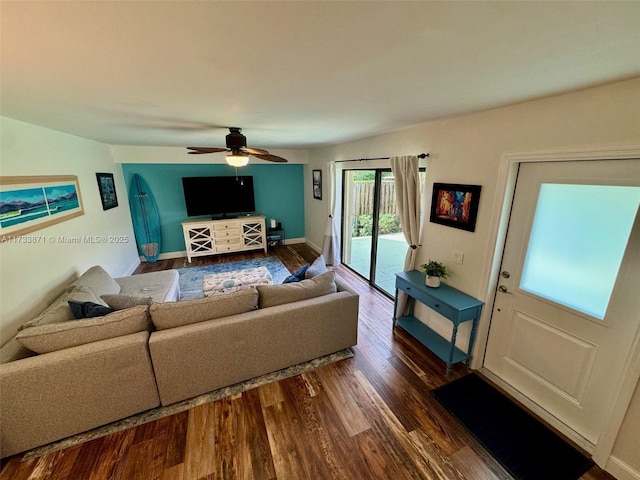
[378,213,400,234]
[352,213,401,237]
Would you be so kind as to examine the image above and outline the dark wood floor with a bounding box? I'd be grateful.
[0,244,615,479]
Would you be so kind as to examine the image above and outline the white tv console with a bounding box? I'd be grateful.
[181,215,267,262]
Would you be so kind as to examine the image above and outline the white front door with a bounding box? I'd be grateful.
[484,159,640,448]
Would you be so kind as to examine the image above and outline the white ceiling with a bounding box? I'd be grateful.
[2,1,639,149]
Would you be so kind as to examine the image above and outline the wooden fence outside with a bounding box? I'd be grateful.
[353,180,397,217]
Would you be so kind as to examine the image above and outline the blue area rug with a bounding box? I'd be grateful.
[178,256,290,300]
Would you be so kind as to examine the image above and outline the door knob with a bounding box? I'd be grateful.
[501,271,511,278]
[498,285,511,293]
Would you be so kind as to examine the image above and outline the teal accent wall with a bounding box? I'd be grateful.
[122,163,305,254]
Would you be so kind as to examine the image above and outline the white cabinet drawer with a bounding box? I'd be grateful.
[213,222,240,231]
[216,244,241,253]
[215,237,241,246]
[213,228,241,238]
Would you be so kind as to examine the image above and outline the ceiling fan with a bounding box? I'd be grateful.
[187,127,288,167]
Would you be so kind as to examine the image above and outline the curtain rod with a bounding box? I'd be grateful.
[335,153,428,163]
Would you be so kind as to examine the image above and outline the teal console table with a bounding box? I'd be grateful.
[393,270,483,376]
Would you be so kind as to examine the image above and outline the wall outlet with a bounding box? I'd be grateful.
[453,251,464,265]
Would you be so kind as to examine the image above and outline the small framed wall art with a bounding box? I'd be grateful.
[96,173,118,210]
[430,183,481,232]
[312,169,322,200]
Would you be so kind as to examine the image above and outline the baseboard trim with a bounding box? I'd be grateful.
[306,239,321,253]
[139,251,186,262]
[606,456,640,480]
[284,237,305,245]
[124,258,141,275]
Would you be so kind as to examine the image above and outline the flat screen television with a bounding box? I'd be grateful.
[182,176,255,218]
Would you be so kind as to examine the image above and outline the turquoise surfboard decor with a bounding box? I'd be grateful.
[129,174,161,262]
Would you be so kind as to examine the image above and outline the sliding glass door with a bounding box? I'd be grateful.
[342,169,420,296]
[342,170,376,280]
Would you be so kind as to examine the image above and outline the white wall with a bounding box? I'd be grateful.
[0,117,139,343]
[306,77,640,474]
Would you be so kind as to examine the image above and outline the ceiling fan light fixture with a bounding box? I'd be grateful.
[226,153,249,167]
[188,127,288,163]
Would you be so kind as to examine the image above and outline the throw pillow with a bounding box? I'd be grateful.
[293,264,310,278]
[68,301,114,319]
[305,255,328,279]
[16,305,151,354]
[149,288,259,330]
[101,294,153,310]
[283,263,309,283]
[257,270,337,308]
[65,265,121,297]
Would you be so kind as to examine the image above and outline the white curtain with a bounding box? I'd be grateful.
[321,161,340,265]
[390,155,422,316]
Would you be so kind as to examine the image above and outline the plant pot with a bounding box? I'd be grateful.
[425,276,441,288]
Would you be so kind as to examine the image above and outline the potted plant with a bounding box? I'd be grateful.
[420,260,448,288]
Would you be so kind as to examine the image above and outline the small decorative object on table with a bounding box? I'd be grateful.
[420,260,448,288]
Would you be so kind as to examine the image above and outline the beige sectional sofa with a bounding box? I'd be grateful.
[0,265,359,458]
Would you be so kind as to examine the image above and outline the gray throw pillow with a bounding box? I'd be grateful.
[101,294,153,310]
[65,265,121,297]
[305,255,328,278]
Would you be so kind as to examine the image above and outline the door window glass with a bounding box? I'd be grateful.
[520,184,640,319]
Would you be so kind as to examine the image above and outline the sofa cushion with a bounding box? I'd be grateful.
[115,270,180,303]
[0,337,36,364]
[305,255,328,279]
[149,288,259,331]
[66,266,121,297]
[257,271,336,308]
[15,305,151,354]
[68,301,114,319]
[18,286,107,331]
[101,294,153,310]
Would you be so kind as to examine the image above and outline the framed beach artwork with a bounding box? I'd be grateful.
[430,183,481,232]
[96,172,118,210]
[0,175,84,237]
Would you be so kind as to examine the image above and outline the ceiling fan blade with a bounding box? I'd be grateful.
[253,153,288,163]
[240,147,269,155]
[186,147,228,154]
